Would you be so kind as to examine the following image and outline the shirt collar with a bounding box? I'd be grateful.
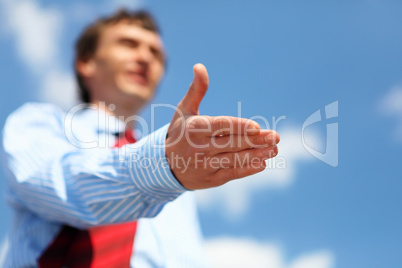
[76,105,126,135]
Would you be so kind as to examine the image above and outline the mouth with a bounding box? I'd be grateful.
[125,69,148,86]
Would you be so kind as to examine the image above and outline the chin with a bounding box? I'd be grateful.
[122,90,151,103]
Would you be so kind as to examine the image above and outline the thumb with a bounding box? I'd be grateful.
[179,63,209,115]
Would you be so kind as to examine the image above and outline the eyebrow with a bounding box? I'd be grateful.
[116,34,166,62]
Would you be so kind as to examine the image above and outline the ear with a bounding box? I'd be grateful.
[76,58,96,78]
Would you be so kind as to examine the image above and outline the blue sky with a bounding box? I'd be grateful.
[1,0,402,267]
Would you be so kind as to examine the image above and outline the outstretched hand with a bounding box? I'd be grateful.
[166,64,280,190]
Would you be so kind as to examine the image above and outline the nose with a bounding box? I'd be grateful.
[135,45,153,66]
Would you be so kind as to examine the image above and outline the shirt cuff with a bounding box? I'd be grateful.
[125,124,186,202]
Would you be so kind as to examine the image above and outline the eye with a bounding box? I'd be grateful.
[118,38,138,48]
[150,47,164,63]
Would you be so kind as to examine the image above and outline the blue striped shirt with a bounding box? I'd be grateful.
[1,103,209,267]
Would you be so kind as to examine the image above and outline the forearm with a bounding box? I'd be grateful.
[4,119,185,228]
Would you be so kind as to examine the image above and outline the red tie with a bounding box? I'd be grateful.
[38,130,138,268]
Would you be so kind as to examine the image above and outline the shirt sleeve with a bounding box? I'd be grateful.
[1,103,186,228]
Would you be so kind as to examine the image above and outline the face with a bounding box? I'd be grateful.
[80,21,165,109]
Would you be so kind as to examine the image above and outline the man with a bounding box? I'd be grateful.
[1,9,280,267]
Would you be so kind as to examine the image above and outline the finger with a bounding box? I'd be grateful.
[209,130,280,154]
[178,63,209,115]
[187,116,260,137]
[211,160,267,187]
[209,146,278,169]
[210,116,261,136]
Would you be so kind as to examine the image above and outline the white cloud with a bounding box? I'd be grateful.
[379,86,402,115]
[289,251,334,268]
[196,127,321,217]
[42,70,78,110]
[379,86,402,142]
[0,238,9,266]
[1,0,80,109]
[2,0,62,72]
[205,237,334,268]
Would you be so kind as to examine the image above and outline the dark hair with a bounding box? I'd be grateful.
[74,9,160,103]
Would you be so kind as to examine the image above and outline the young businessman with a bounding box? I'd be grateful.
[1,9,280,267]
